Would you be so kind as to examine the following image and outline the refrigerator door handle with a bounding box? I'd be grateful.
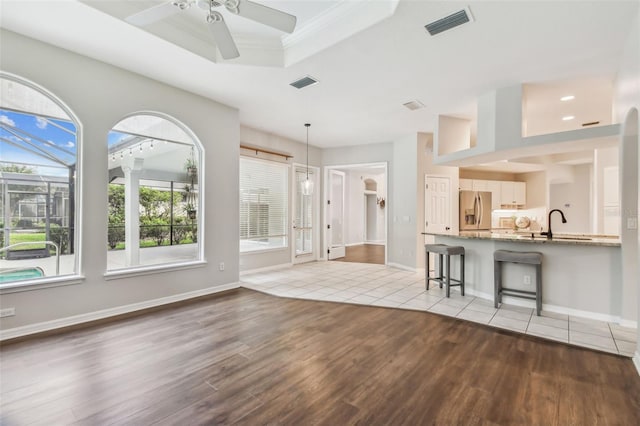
[477,193,483,227]
[473,193,478,226]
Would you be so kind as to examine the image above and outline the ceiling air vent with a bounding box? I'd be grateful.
[290,75,319,89]
[403,100,425,111]
[425,7,473,36]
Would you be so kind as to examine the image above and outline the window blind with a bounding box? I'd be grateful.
[240,157,289,252]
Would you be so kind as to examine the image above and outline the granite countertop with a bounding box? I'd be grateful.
[422,231,621,247]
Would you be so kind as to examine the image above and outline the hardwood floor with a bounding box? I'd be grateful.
[335,244,385,264]
[1,288,639,425]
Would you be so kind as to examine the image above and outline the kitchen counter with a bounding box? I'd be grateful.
[427,231,621,247]
[422,232,624,321]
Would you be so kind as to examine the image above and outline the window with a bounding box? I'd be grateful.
[240,157,288,253]
[106,113,203,272]
[0,73,80,287]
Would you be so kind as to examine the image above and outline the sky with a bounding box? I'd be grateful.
[0,109,76,177]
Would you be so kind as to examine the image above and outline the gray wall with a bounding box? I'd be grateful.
[0,30,240,330]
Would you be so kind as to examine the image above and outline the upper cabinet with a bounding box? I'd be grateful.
[459,178,526,208]
[500,181,526,206]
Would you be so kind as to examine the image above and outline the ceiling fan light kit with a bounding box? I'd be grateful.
[126,0,297,60]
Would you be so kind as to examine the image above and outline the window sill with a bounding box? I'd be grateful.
[104,260,208,281]
[0,274,85,294]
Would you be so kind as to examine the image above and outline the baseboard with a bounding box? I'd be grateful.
[387,262,416,272]
[634,352,640,377]
[345,242,364,247]
[464,288,638,326]
[363,241,386,246]
[0,282,241,341]
[240,263,292,276]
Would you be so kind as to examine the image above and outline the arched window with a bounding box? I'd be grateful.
[0,72,80,287]
[106,113,203,272]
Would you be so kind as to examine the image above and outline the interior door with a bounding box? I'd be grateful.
[293,167,315,263]
[424,175,451,234]
[328,170,346,259]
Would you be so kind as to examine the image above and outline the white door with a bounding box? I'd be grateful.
[293,167,315,263]
[328,170,346,259]
[424,175,451,234]
[364,194,377,242]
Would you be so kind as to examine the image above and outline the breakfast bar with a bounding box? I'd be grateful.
[424,231,623,321]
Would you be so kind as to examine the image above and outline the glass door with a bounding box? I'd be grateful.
[293,167,314,262]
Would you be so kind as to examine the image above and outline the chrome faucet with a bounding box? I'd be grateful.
[541,209,567,240]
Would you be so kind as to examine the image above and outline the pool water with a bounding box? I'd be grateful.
[0,267,45,283]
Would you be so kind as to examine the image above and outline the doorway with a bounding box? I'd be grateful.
[324,163,387,264]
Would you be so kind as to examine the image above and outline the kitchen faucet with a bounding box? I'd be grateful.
[541,209,567,240]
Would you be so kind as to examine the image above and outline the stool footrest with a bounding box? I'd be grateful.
[500,288,537,300]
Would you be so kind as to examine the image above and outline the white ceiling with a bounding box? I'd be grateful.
[1,0,637,152]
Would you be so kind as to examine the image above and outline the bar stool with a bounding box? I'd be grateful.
[494,250,543,316]
[424,244,465,297]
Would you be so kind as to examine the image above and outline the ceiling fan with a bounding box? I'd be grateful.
[125,0,297,60]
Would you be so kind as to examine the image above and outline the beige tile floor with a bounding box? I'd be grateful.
[241,261,638,357]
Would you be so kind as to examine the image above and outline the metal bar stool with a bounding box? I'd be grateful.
[494,250,543,316]
[425,244,465,297]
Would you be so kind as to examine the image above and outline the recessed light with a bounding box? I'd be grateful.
[560,95,575,101]
[562,116,575,121]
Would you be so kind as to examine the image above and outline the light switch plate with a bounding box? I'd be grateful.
[627,217,638,230]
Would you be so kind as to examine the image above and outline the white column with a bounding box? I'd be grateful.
[123,158,144,267]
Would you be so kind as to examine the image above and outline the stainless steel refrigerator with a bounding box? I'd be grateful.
[459,190,492,230]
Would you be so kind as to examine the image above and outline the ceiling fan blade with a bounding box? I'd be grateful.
[125,1,181,26]
[208,14,240,59]
[229,0,297,33]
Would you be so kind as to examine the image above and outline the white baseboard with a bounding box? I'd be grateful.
[634,352,640,377]
[464,288,638,327]
[240,263,292,276]
[0,282,241,341]
[345,242,363,247]
[363,241,386,245]
[387,262,416,272]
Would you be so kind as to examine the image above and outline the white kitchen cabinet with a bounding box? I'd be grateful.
[459,178,472,190]
[486,180,502,210]
[472,180,488,191]
[500,181,526,206]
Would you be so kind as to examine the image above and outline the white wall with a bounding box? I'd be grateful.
[389,134,418,269]
[549,164,593,234]
[0,30,240,331]
[593,147,619,234]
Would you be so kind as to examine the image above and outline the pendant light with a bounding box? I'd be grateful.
[301,123,314,196]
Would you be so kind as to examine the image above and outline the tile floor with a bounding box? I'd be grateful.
[241,261,638,357]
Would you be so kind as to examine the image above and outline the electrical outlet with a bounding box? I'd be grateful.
[523,275,531,285]
[0,307,16,318]
[219,262,225,271]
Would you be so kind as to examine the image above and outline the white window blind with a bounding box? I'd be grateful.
[240,157,289,253]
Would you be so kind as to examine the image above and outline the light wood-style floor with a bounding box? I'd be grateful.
[1,288,639,425]
[335,244,385,264]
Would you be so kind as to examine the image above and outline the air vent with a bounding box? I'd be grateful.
[425,8,473,36]
[290,75,319,89]
[582,121,600,127]
[403,100,425,111]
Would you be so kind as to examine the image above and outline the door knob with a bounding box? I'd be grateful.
[445,226,450,231]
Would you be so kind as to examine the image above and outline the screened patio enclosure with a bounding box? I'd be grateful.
[106,114,201,271]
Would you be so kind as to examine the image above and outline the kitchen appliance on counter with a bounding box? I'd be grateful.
[459,190,492,230]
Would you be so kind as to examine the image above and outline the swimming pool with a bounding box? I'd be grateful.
[0,267,45,283]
